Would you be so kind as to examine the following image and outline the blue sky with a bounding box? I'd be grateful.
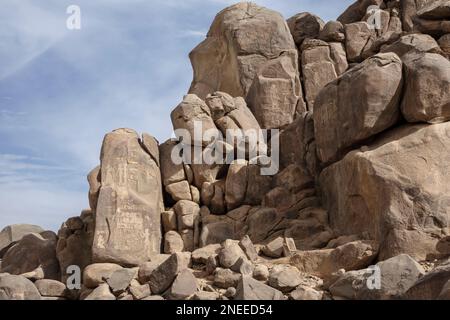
[0,0,353,231]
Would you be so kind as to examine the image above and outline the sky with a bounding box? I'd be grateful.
[0,0,354,231]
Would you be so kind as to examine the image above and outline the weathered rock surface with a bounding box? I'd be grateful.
[314,52,403,164]
[320,123,450,260]
[57,211,94,283]
[0,274,41,300]
[34,279,67,298]
[401,53,450,124]
[189,2,303,129]
[1,233,60,280]
[329,254,425,299]
[289,241,379,278]
[148,252,191,294]
[0,224,44,257]
[404,258,450,300]
[235,276,285,300]
[92,129,163,266]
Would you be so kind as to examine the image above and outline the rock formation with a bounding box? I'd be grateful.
[1,0,450,300]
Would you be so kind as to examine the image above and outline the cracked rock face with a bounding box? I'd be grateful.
[188,2,304,129]
[92,129,164,266]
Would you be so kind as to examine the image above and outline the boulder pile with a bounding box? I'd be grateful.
[1,0,449,300]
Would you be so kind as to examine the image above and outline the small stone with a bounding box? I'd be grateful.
[0,274,41,300]
[268,265,302,293]
[235,276,285,300]
[253,264,270,282]
[162,210,177,233]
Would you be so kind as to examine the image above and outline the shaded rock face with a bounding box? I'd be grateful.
[314,52,403,165]
[189,2,303,129]
[56,211,94,283]
[1,233,60,280]
[320,123,450,261]
[0,274,41,300]
[92,129,163,266]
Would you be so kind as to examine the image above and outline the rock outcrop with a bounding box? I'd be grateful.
[1,0,450,301]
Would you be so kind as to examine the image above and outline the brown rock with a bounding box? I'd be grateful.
[169,269,198,300]
[189,2,302,129]
[0,224,44,257]
[1,232,60,280]
[344,22,374,62]
[319,21,345,42]
[289,241,379,278]
[287,12,325,46]
[235,276,285,300]
[56,212,94,283]
[320,123,450,260]
[314,53,403,164]
[83,263,123,289]
[404,258,450,300]
[0,274,41,300]
[268,264,302,293]
[166,181,192,201]
[92,128,163,266]
[401,52,450,123]
[34,279,67,298]
[159,139,186,186]
[149,252,191,294]
[164,231,185,254]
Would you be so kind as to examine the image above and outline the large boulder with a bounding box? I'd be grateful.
[1,232,60,280]
[320,123,450,261]
[404,258,450,300]
[56,211,94,283]
[0,274,41,300]
[289,240,379,279]
[92,129,163,266]
[0,224,44,257]
[301,39,338,109]
[314,52,403,164]
[189,2,303,129]
[287,12,325,46]
[329,254,425,299]
[338,0,384,24]
[401,53,450,124]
